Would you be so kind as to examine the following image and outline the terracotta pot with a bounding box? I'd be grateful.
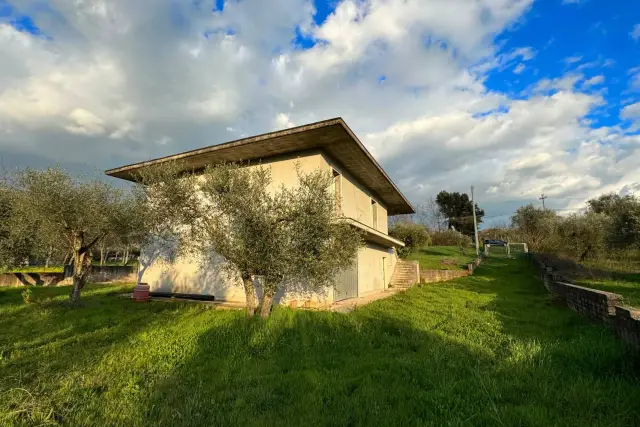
[133,282,150,302]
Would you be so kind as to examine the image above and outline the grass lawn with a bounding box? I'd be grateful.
[1,257,639,426]
[407,245,477,270]
[576,274,640,308]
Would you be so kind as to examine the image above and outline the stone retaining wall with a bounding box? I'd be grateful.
[0,265,137,287]
[420,255,483,284]
[532,254,640,351]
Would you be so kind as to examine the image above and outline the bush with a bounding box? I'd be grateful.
[389,222,431,257]
[431,229,472,247]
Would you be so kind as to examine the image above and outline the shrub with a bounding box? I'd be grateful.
[389,222,431,257]
[431,229,472,247]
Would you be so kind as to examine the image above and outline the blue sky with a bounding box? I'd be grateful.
[486,0,640,129]
[0,0,639,225]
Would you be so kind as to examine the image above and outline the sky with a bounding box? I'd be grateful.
[0,0,639,227]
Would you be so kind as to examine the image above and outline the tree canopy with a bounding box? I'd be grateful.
[389,222,430,257]
[1,168,135,303]
[435,191,484,236]
[587,193,640,249]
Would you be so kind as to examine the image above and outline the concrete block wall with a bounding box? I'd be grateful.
[532,254,640,351]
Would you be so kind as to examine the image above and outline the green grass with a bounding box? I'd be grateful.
[1,257,639,426]
[407,245,477,270]
[576,274,640,308]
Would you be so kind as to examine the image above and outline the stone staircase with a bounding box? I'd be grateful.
[390,260,420,289]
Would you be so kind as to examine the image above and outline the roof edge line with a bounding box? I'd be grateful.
[335,119,416,215]
[105,117,344,176]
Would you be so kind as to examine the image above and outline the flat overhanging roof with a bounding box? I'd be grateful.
[343,218,405,247]
[105,117,415,215]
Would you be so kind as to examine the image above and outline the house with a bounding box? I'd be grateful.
[105,118,415,306]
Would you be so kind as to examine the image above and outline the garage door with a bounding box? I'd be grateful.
[334,261,358,301]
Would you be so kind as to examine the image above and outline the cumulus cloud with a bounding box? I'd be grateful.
[631,24,640,41]
[0,0,638,224]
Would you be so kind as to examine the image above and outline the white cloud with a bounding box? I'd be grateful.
[582,75,605,87]
[513,63,526,74]
[65,109,106,136]
[564,55,583,64]
[621,102,640,120]
[0,0,637,223]
[274,113,296,129]
[629,66,640,90]
[631,24,640,41]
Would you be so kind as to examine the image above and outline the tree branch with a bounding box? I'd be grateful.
[82,232,107,254]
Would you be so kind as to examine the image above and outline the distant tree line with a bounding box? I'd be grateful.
[389,190,479,256]
[480,193,640,262]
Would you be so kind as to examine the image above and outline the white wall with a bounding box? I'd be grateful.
[356,242,396,294]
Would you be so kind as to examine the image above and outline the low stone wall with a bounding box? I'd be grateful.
[533,254,640,351]
[421,269,470,283]
[0,272,65,287]
[87,265,137,284]
[0,265,137,287]
[420,255,483,284]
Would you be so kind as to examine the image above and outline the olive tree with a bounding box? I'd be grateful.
[511,204,560,252]
[557,212,610,261]
[588,193,640,250]
[3,168,133,304]
[0,183,39,269]
[194,163,363,317]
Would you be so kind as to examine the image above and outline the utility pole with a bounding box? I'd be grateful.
[539,193,547,209]
[471,186,479,257]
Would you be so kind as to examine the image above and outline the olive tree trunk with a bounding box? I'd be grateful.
[259,291,275,318]
[68,231,102,306]
[242,273,258,317]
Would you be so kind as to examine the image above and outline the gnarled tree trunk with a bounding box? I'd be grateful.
[68,230,102,306]
[242,273,258,316]
[260,291,274,318]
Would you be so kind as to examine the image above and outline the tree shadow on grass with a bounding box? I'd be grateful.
[0,284,185,425]
[135,286,640,427]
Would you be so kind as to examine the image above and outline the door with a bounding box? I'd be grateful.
[382,257,387,289]
[334,260,358,301]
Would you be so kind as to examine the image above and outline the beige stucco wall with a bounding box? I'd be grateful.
[323,154,389,234]
[140,150,398,304]
[356,243,397,294]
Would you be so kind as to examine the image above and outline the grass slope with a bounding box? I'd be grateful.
[1,257,639,426]
[576,274,640,308]
[407,245,477,270]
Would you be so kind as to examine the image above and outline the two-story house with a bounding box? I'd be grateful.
[105,118,415,306]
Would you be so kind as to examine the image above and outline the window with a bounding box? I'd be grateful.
[333,170,342,215]
[371,199,378,230]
